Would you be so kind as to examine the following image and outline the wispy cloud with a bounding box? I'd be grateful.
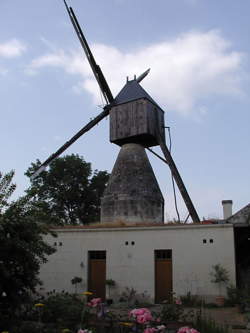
[0,39,26,58]
[26,30,245,116]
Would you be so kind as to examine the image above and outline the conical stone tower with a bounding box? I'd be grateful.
[101,143,164,223]
[101,79,165,224]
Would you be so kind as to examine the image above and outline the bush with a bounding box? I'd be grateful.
[42,293,83,330]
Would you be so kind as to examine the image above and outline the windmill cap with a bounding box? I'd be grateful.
[114,80,163,111]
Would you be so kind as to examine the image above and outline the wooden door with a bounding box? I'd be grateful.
[88,251,106,300]
[155,249,172,303]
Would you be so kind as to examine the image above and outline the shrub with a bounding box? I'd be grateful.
[42,293,83,330]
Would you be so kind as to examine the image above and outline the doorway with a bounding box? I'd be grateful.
[155,249,172,303]
[88,250,106,300]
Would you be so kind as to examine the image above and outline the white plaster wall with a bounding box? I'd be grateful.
[39,224,236,301]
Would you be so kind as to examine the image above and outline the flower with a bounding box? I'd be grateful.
[177,327,200,333]
[129,308,153,324]
[120,322,133,327]
[77,329,92,333]
[35,303,45,307]
[82,291,93,296]
[87,297,102,307]
[175,298,182,305]
[190,329,200,333]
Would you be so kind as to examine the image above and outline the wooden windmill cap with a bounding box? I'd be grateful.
[114,79,163,111]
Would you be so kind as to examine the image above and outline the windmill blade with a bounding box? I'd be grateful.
[156,133,200,223]
[31,107,110,180]
[63,0,113,105]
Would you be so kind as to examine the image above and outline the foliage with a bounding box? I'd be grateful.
[159,294,195,325]
[119,287,138,305]
[160,299,185,322]
[0,170,16,211]
[210,264,229,284]
[226,284,241,306]
[0,171,56,331]
[105,278,116,287]
[72,276,83,285]
[210,264,230,295]
[106,278,116,300]
[25,154,110,225]
[193,311,229,333]
[180,292,202,307]
[41,293,83,330]
[71,276,83,294]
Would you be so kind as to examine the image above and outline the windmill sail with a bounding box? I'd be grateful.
[63,0,113,104]
[30,107,109,179]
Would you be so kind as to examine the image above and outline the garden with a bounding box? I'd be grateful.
[0,288,235,333]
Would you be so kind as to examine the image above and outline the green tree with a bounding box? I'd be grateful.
[0,171,56,328]
[25,154,110,225]
[0,170,16,211]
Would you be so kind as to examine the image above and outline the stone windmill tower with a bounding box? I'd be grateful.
[32,1,200,224]
[101,78,165,224]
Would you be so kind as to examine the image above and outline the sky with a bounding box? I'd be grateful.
[1,0,250,221]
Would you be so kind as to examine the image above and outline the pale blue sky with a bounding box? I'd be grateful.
[1,0,250,220]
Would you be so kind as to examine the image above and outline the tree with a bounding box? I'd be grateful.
[0,170,16,212]
[25,154,110,225]
[0,171,56,327]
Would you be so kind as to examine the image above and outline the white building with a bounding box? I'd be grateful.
[39,222,236,303]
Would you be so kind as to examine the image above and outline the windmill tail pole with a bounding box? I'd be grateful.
[156,133,200,223]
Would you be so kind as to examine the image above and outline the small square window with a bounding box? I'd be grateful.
[125,241,129,245]
[209,239,213,243]
[203,239,207,244]
[131,241,135,245]
[54,242,57,246]
[59,242,63,246]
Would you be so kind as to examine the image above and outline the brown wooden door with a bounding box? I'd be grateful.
[155,250,172,303]
[88,251,106,300]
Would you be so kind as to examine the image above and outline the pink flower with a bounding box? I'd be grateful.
[190,329,200,333]
[137,314,148,324]
[129,308,152,323]
[175,298,182,305]
[144,328,157,333]
[87,297,102,307]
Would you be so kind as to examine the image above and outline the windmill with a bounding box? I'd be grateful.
[32,0,200,224]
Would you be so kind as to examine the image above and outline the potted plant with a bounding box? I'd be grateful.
[105,279,116,305]
[71,276,83,294]
[210,264,229,306]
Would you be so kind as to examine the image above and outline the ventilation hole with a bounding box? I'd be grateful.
[54,242,57,246]
[125,241,129,245]
[203,239,207,244]
[131,241,135,245]
[210,239,213,243]
[59,242,63,246]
